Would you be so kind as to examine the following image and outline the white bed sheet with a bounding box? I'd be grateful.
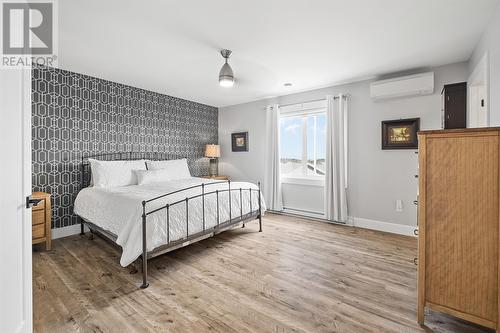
[74,177,266,266]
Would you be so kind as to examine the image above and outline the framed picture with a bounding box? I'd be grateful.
[381,118,420,150]
[231,132,248,152]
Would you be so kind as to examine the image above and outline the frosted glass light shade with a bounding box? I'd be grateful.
[219,62,234,87]
[219,77,234,87]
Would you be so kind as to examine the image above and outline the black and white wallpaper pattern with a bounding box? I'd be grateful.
[32,65,218,229]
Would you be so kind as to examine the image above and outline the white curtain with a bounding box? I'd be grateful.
[324,95,348,222]
[264,104,283,211]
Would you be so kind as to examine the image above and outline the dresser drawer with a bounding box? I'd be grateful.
[32,209,45,226]
[31,192,51,250]
[32,199,45,211]
[32,223,45,239]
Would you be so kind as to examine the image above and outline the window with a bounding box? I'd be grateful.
[280,109,326,181]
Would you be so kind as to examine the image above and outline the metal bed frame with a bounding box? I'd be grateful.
[78,152,262,289]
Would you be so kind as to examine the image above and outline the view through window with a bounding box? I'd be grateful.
[280,112,326,179]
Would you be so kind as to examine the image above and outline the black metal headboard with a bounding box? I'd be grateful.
[80,152,189,189]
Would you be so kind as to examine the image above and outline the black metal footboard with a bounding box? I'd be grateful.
[138,180,262,288]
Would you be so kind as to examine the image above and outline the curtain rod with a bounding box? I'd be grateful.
[278,94,351,109]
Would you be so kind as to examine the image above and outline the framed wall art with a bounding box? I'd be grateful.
[231,132,248,152]
[381,118,420,150]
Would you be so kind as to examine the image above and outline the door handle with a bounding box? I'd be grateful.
[26,196,42,209]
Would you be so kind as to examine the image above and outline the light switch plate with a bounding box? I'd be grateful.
[396,200,403,212]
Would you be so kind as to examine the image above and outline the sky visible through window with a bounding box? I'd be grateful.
[280,113,326,177]
[280,114,326,159]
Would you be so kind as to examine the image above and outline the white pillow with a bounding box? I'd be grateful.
[89,159,146,188]
[135,169,174,185]
[146,158,191,178]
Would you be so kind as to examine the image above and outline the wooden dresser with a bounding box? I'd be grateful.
[32,192,51,250]
[417,128,500,331]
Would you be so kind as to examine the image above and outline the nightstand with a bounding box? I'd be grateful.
[32,192,52,250]
[201,175,229,180]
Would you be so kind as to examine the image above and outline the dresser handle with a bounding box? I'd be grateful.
[26,196,43,209]
[414,229,418,236]
[413,257,418,266]
[413,200,418,205]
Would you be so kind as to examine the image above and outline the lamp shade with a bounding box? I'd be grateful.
[205,144,220,158]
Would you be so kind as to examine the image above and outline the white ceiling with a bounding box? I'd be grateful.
[59,0,498,107]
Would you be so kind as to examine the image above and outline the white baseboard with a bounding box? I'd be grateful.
[348,216,416,237]
[275,211,416,237]
[52,224,89,240]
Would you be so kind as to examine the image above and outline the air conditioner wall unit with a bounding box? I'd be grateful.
[370,72,434,100]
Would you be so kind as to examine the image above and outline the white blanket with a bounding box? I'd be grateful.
[74,177,266,266]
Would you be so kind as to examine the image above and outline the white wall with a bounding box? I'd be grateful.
[218,98,270,185]
[281,183,324,216]
[469,1,500,125]
[219,62,468,228]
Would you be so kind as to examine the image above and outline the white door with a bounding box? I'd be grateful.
[469,85,488,128]
[0,68,33,333]
[468,52,489,128]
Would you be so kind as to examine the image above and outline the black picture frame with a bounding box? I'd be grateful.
[231,132,248,152]
[381,118,420,150]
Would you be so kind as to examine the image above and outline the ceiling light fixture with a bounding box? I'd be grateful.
[219,49,234,87]
[284,83,292,87]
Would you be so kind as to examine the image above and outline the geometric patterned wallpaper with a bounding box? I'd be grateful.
[32,65,218,229]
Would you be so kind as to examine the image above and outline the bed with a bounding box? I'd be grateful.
[74,152,266,288]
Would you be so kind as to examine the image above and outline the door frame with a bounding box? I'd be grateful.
[467,52,490,128]
[21,66,33,333]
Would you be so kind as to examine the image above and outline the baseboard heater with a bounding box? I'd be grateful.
[275,208,346,225]
[283,206,323,216]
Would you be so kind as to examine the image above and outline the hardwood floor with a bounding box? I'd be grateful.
[33,214,493,333]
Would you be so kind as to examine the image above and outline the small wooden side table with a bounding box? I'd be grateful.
[201,175,230,180]
[32,192,52,250]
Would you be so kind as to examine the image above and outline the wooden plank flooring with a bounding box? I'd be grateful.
[33,214,494,333]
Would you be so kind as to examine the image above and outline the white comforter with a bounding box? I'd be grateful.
[74,177,266,266]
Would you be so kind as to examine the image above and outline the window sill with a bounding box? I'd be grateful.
[281,177,325,187]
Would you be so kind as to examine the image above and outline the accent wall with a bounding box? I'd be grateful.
[32,65,218,229]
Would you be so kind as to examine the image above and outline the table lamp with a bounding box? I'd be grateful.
[205,144,220,177]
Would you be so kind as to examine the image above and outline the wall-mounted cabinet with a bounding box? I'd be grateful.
[441,82,467,129]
